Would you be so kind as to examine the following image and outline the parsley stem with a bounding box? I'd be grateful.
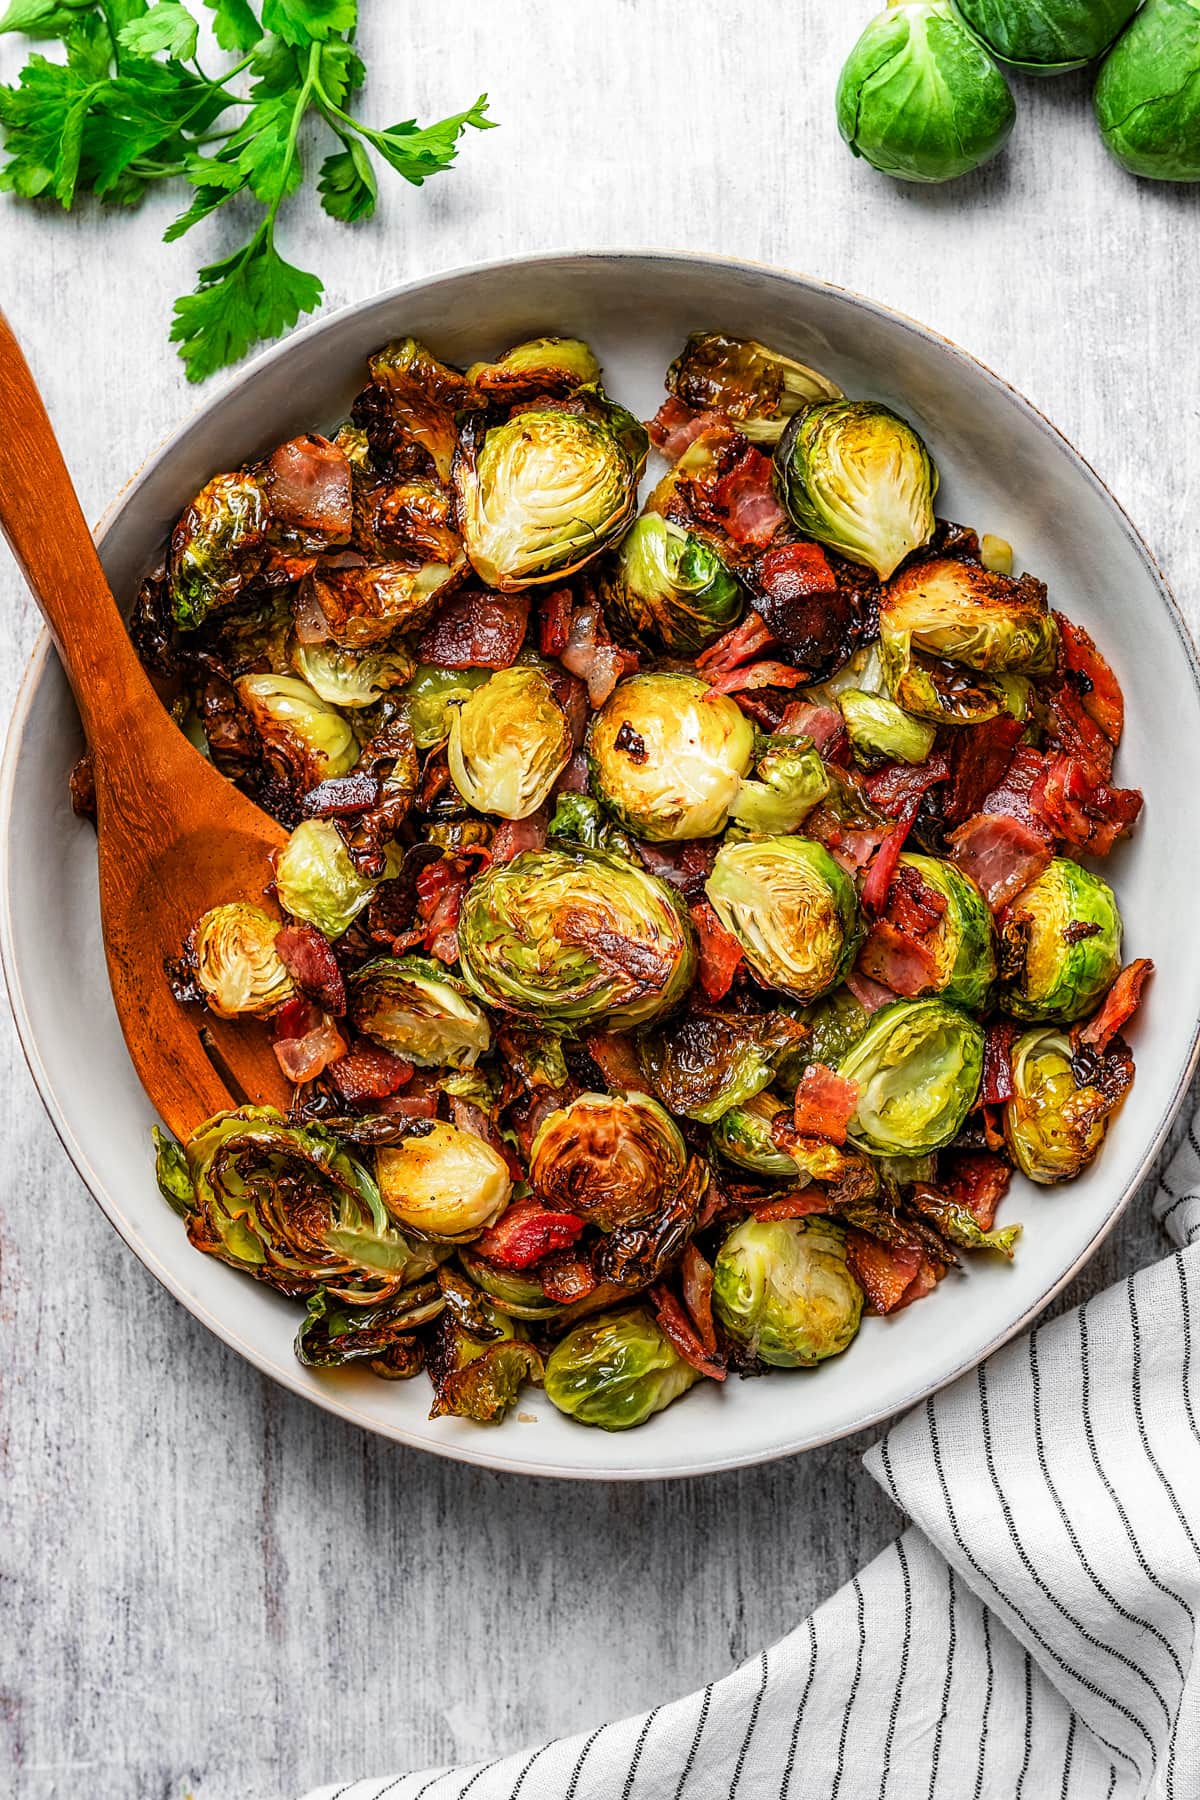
[264,39,322,244]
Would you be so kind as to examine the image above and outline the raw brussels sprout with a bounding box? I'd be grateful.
[457,845,695,1028]
[892,854,997,1011]
[376,1120,512,1239]
[729,737,831,835]
[705,837,861,1003]
[447,666,573,820]
[347,956,492,1067]
[712,1217,864,1367]
[543,1308,700,1430]
[958,0,1141,74]
[275,818,380,938]
[839,690,938,766]
[880,558,1059,677]
[192,902,295,1019]
[600,514,745,655]
[530,1090,688,1230]
[836,3,1017,184]
[711,1092,799,1178]
[837,998,985,1155]
[774,401,938,581]
[1094,0,1200,181]
[169,470,268,629]
[466,336,601,396]
[402,663,491,749]
[665,333,843,444]
[453,397,649,590]
[290,640,416,709]
[639,1008,808,1125]
[235,674,359,785]
[588,673,756,841]
[999,860,1123,1023]
[1003,1028,1120,1184]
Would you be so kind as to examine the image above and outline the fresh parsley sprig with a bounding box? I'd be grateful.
[0,0,494,379]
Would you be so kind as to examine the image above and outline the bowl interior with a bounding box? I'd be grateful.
[5,253,1198,1479]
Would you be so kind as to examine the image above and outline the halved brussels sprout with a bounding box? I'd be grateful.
[291,640,416,709]
[275,818,381,939]
[999,860,1123,1024]
[705,837,861,1003]
[306,556,464,652]
[543,1308,700,1430]
[887,854,997,1011]
[529,1090,687,1230]
[402,663,492,749]
[295,1284,440,1379]
[958,0,1140,75]
[376,1120,511,1240]
[665,333,843,445]
[773,401,938,581]
[837,998,985,1156]
[354,337,474,483]
[347,956,492,1067]
[588,673,756,841]
[192,903,295,1019]
[779,988,869,1086]
[880,646,1026,727]
[839,690,937,767]
[466,336,601,397]
[879,558,1058,677]
[711,1092,798,1178]
[447,666,573,820]
[729,737,831,835]
[712,1217,863,1367]
[428,1269,544,1423]
[600,514,745,655]
[1004,1028,1123,1184]
[457,845,695,1028]
[169,470,268,629]
[639,1008,808,1125]
[454,397,649,590]
[235,674,359,785]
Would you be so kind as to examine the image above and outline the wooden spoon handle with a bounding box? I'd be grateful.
[0,307,160,746]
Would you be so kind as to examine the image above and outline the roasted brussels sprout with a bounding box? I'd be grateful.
[291,641,416,710]
[427,1269,544,1423]
[306,556,464,652]
[1004,1028,1129,1184]
[447,666,573,820]
[600,514,745,655]
[402,663,491,749]
[836,2,1017,184]
[665,333,843,444]
[880,558,1058,677]
[588,673,756,841]
[839,690,937,767]
[1094,0,1200,181]
[543,1308,700,1430]
[880,648,1026,727]
[530,1090,688,1230]
[348,956,492,1067]
[909,1185,1022,1258]
[453,398,649,590]
[275,818,382,938]
[783,988,869,1082]
[191,903,295,1019]
[235,674,359,785]
[958,0,1140,74]
[295,1287,435,1379]
[169,471,268,629]
[887,854,997,1011]
[999,860,1123,1023]
[712,1217,863,1367]
[466,337,601,397]
[639,1007,808,1124]
[457,845,695,1027]
[376,1120,512,1239]
[728,737,831,835]
[981,535,1014,576]
[837,998,985,1156]
[547,791,633,855]
[774,401,938,580]
[705,837,861,1003]
[353,337,473,483]
[711,1092,798,1178]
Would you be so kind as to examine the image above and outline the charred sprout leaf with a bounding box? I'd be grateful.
[638,1008,808,1125]
[729,736,831,835]
[1004,1027,1132,1184]
[169,471,268,629]
[959,0,1140,74]
[787,988,869,1078]
[588,673,756,842]
[427,1273,543,1423]
[711,1091,799,1178]
[880,558,1058,678]
[153,1125,194,1217]
[291,640,415,709]
[838,998,984,1156]
[1094,0,1200,182]
[666,332,843,444]
[706,837,861,1004]
[712,1217,863,1367]
[457,1246,569,1321]
[402,663,490,749]
[839,689,937,767]
[600,513,745,655]
[893,853,997,1012]
[773,401,938,580]
[348,955,492,1068]
[999,860,1122,1024]
[465,336,600,398]
[908,1185,1022,1258]
[236,673,359,785]
[547,791,633,856]
[295,1283,440,1377]
[529,1090,688,1230]
[447,665,572,820]
[376,1119,511,1239]
[192,901,296,1018]
[275,817,383,938]
[543,1308,700,1430]
[353,337,474,481]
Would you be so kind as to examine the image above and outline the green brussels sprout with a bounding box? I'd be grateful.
[356,337,475,484]
[169,470,268,629]
[1094,0,1200,181]
[665,332,843,445]
[712,1217,864,1367]
[999,860,1123,1023]
[588,673,756,841]
[235,673,360,786]
[453,397,649,590]
[347,955,492,1067]
[376,1120,512,1240]
[837,998,985,1156]
[909,1185,1022,1258]
[705,837,861,1003]
[543,1308,700,1430]
[191,902,295,1019]
[290,640,416,709]
[600,514,745,655]
[728,736,831,834]
[781,988,870,1084]
[295,1284,439,1380]
[774,401,938,581]
[427,1268,544,1423]
[838,690,938,766]
[457,1247,571,1320]
[880,558,1059,678]
[447,666,573,820]
[529,1090,688,1230]
[547,791,633,856]
[457,845,695,1028]
[836,3,1017,184]
[1003,1028,1115,1183]
[275,818,381,938]
[711,1092,799,1178]
[890,853,997,1011]
[639,1008,808,1125]
[958,0,1141,74]
[465,336,601,397]
[402,663,491,749]
[879,646,1027,727]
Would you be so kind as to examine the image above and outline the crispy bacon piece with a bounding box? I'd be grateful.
[491,810,549,865]
[474,1199,584,1270]
[941,1152,1012,1231]
[651,1284,726,1380]
[713,446,787,547]
[560,601,637,707]
[275,921,347,1015]
[1078,958,1154,1053]
[377,1076,440,1121]
[863,753,950,820]
[778,699,847,758]
[582,1029,645,1092]
[979,1021,1019,1106]
[262,434,352,540]
[858,921,940,997]
[413,589,529,669]
[680,1243,718,1354]
[748,542,864,677]
[647,397,728,459]
[1031,754,1143,857]
[537,587,574,658]
[634,839,717,901]
[695,611,776,674]
[860,793,924,914]
[330,1044,412,1104]
[752,1191,830,1223]
[943,717,1024,829]
[844,969,896,1014]
[893,1256,945,1311]
[540,1258,597,1305]
[415,855,481,964]
[706,660,812,695]
[1056,615,1124,746]
[272,998,347,1084]
[689,899,744,1001]
[793,1063,859,1144]
[947,813,1052,911]
[890,863,947,935]
[844,1231,924,1315]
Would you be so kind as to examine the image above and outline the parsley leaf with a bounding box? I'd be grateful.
[119,1,198,59]
[317,132,372,221]
[260,0,353,46]
[367,94,494,186]
[170,234,321,381]
[0,0,90,36]
[202,0,259,51]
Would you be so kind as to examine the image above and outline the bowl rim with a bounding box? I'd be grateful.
[3,246,1198,1481]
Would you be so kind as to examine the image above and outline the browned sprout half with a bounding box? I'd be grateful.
[529,1090,689,1231]
[192,903,295,1019]
[667,332,843,444]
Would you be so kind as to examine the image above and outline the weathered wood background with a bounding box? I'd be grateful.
[0,5,1196,1796]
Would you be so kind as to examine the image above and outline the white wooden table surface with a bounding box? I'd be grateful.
[1,6,1196,1797]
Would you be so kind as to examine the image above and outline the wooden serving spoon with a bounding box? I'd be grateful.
[0,309,292,1139]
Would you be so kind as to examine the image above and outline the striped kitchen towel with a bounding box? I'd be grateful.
[303,1113,1200,1800]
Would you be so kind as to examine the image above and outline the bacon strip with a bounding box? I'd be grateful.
[475,1199,584,1269]
[844,1232,923,1315]
[1079,959,1154,1052]
[689,899,744,1001]
[651,1285,726,1380]
[793,1063,859,1144]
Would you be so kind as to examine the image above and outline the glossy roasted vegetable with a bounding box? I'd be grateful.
[588,673,756,841]
[839,689,937,766]
[376,1120,512,1239]
[306,556,465,652]
[1004,1028,1132,1183]
[529,1090,687,1230]
[837,998,985,1155]
[291,641,416,710]
[787,988,870,1079]
[457,845,695,1027]
[275,818,382,939]
[466,336,601,397]
[879,558,1058,678]
[711,1091,798,1178]
[639,1007,808,1124]
[236,674,359,786]
[543,1308,700,1430]
[427,1269,543,1423]
[600,514,745,655]
[728,737,831,835]
[712,1217,864,1367]
[348,956,492,1067]
[191,903,295,1019]
[447,665,573,820]
[1094,0,1200,181]
[169,471,268,629]
[665,333,843,444]
[836,2,1017,183]
[774,401,938,580]
[354,337,472,484]
[958,0,1141,73]
[295,1281,444,1378]
[402,663,492,749]
[706,837,861,1003]
[892,854,997,1011]
[999,860,1123,1023]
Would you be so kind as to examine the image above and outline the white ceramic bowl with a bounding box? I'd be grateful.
[4,252,1198,1481]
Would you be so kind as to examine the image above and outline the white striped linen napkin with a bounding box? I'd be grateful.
[303,1109,1200,1800]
